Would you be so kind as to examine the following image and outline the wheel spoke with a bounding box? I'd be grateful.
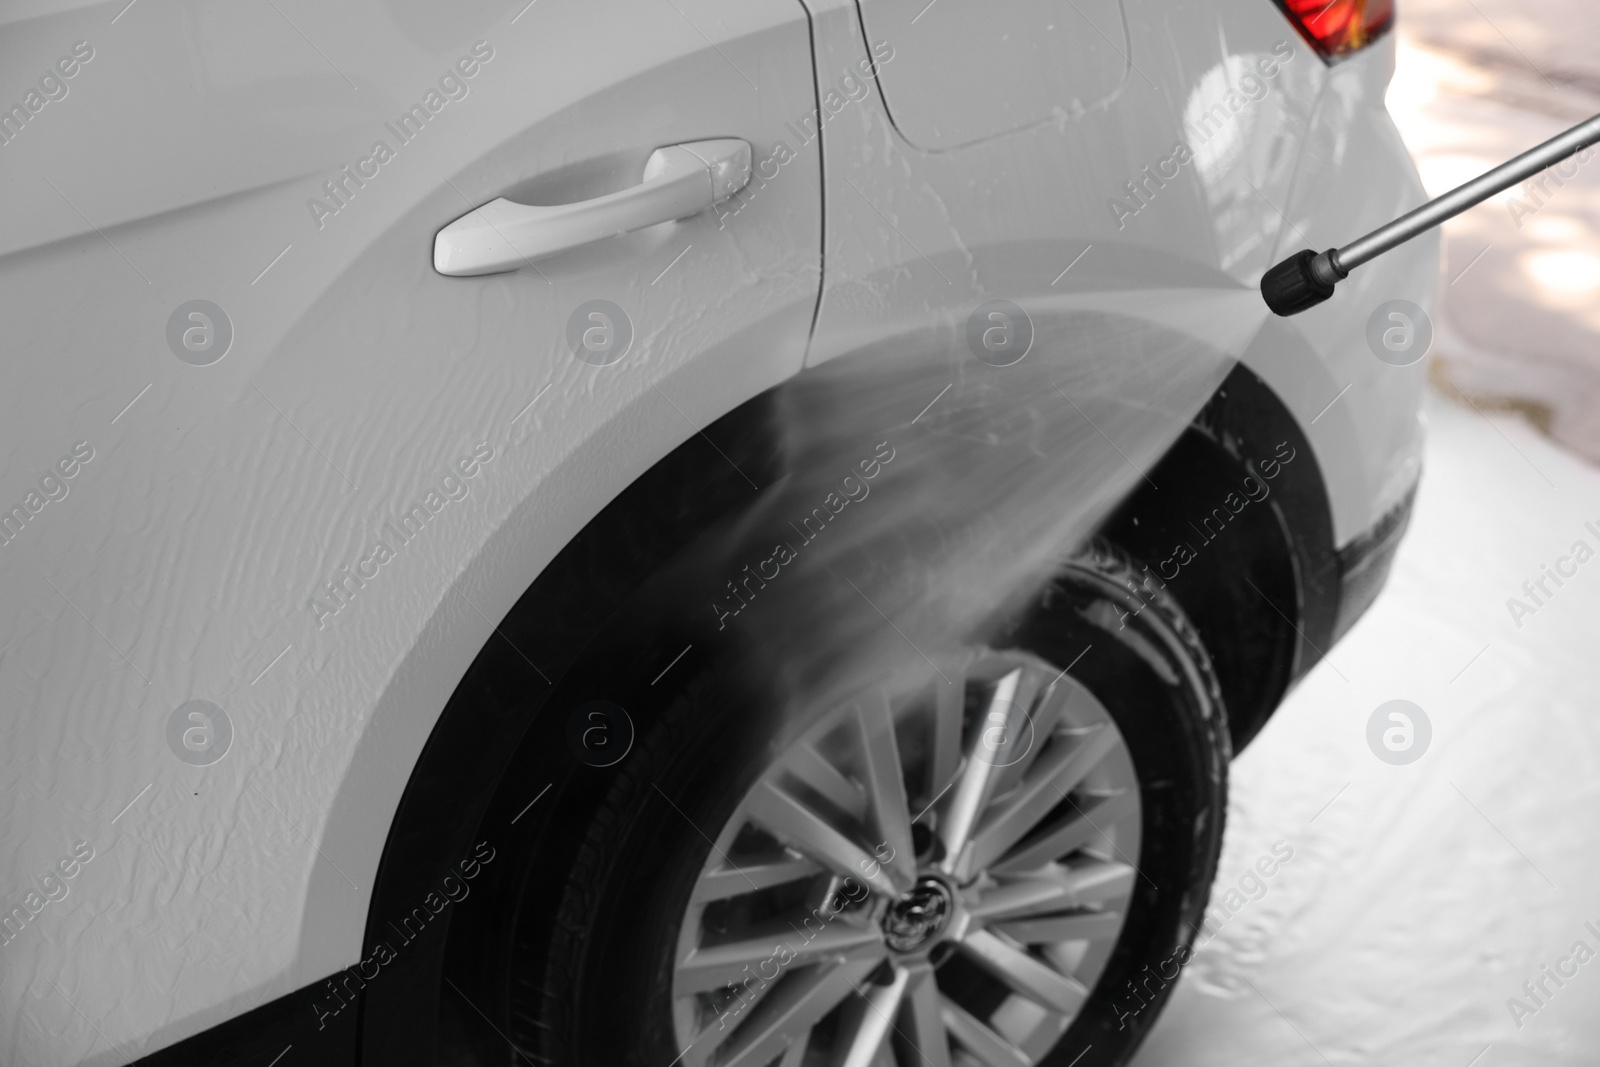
[853,693,917,888]
[778,1038,810,1067]
[989,790,1136,876]
[677,920,886,995]
[970,862,1137,928]
[899,961,953,1067]
[954,725,1118,881]
[1066,859,1137,906]
[966,875,1076,925]
[714,957,882,1067]
[990,910,1122,945]
[1042,938,1115,991]
[939,997,1031,1067]
[939,668,1032,874]
[746,780,909,897]
[958,929,1089,1014]
[830,964,911,1067]
[787,741,868,818]
[690,980,778,1066]
[987,670,1075,792]
[692,851,825,903]
[926,673,966,811]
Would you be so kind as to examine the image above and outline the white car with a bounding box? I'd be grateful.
[0,1,1433,1065]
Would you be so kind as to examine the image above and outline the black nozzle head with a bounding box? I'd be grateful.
[1261,248,1348,317]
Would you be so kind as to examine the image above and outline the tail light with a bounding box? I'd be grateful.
[1273,0,1395,62]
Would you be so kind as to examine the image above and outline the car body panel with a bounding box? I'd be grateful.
[816,0,1433,545]
[0,1,818,1062]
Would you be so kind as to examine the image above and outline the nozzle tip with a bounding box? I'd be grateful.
[1261,249,1345,317]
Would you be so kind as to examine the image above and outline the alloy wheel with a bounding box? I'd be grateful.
[670,647,1143,1067]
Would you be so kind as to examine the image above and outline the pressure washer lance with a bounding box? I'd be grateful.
[1261,111,1600,316]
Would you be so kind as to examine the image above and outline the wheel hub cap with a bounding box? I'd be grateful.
[883,876,952,953]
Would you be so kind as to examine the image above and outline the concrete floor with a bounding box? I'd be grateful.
[1133,7,1600,1065]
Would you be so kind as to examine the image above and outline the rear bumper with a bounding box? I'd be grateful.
[1331,478,1418,643]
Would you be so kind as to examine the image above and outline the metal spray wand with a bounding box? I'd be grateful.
[1261,112,1600,316]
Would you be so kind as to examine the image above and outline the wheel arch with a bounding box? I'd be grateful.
[1101,360,1339,754]
[350,359,1339,1063]
[350,386,787,1065]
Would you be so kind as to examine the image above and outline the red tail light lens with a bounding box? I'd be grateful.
[1273,0,1395,61]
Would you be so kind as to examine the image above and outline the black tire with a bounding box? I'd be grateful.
[503,538,1228,1067]
[1014,540,1230,1066]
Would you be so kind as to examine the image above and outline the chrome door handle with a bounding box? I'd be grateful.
[433,138,752,277]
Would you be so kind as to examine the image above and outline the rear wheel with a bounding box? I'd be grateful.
[515,543,1228,1067]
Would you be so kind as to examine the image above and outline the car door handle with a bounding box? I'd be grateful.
[433,138,752,277]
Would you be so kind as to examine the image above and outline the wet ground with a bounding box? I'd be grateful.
[1133,8,1600,1063]
[1132,388,1600,1067]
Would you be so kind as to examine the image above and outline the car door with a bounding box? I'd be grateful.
[0,1,818,1064]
